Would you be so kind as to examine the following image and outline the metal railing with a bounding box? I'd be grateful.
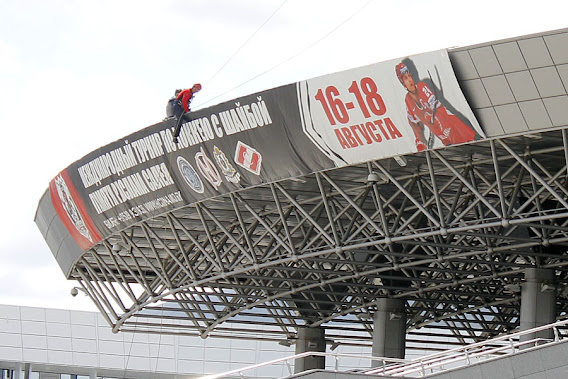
[197,319,568,378]
[197,351,406,379]
[366,319,568,377]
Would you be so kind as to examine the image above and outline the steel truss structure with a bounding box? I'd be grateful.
[71,127,568,351]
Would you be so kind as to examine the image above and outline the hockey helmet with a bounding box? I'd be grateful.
[395,63,410,84]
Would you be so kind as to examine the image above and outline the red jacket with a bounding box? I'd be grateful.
[176,89,196,113]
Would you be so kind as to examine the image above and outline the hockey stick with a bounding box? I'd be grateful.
[426,69,441,149]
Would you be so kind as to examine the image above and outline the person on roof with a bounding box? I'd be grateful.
[177,83,202,113]
[165,89,182,120]
[172,83,202,143]
[395,62,480,151]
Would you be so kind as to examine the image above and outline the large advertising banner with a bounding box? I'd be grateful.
[53,84,336,245]
[41,49,484,252]
[298,49,484,166]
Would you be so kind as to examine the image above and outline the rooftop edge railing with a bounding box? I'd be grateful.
[197,318,568,378]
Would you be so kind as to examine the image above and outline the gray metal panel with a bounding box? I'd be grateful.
[493,42,528,73]
[34,190,55,240]
[540,340,568,370]
[447,366,483,379]
[34,190,83,278]
[44,217,69,260]
[481,75,515,105]
[494,104,529,133]
[543,96,568,126]
[451,28,568,138]
[518,37,554,68]
[468,46,502,77]
[459,79,491,108]
[544,33,568,64]
[472,107,505,135]
[558,64,568,89]
[546,366,568,379]
[478,358,515,379]
[531,67,566,97]
[509,352,545,378]
[56,235,85,277]
[36,192,68,257]
[519,100,553,130]
[449,50,479,80]
[505,71,539,101]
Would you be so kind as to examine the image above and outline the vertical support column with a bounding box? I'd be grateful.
[13,363,22,379]
[294,327,326,374]
[372,298,406,367]
[520,268,556,345]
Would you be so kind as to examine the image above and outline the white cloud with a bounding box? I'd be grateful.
[0,263,97,311]
[0,39,20,74]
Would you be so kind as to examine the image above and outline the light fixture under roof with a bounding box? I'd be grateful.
[394,155,407,167]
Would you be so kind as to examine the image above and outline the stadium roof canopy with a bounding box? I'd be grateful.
[36,27,568,351]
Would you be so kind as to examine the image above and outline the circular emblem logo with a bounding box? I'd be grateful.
[177,156,204,194]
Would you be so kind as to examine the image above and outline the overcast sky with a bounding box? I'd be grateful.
[0,0,566,312]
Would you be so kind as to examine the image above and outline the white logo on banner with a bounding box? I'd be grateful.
[234,141,262,175]
[54,174,93,242]
[213,145,241,184]
[195,147,223,190]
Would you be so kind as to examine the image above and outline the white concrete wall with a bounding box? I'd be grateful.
[0,304,298,378]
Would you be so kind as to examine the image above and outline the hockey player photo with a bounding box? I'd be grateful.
[395,61,481,151]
